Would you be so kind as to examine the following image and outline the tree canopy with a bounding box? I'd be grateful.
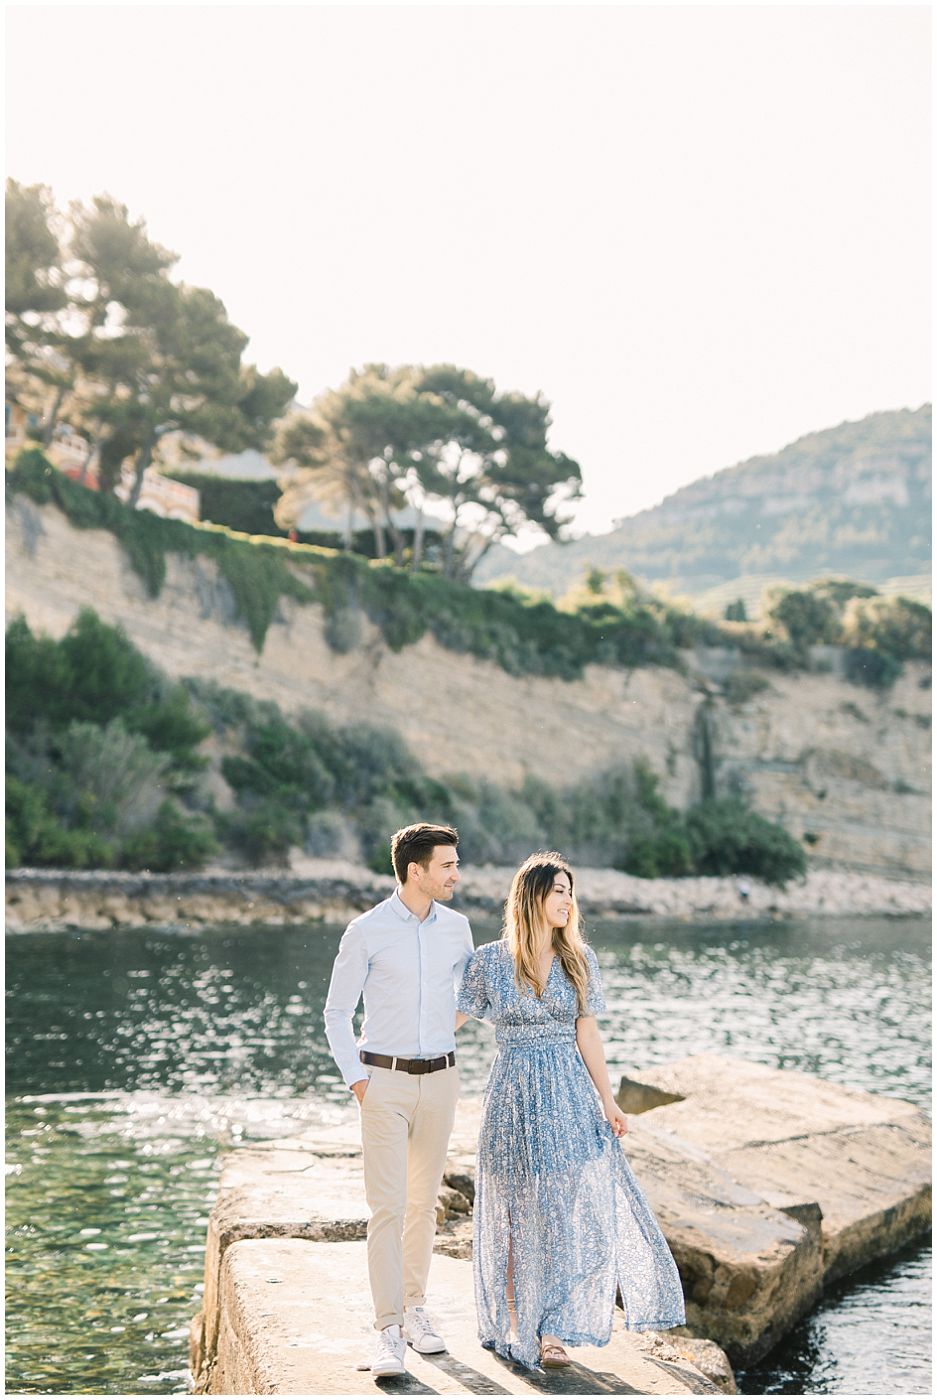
[272,362,582,580]
[4,180,297,494]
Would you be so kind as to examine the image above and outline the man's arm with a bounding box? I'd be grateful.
[323,923,369,1096]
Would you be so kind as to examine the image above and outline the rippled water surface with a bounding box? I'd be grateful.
[6,914,931,1394]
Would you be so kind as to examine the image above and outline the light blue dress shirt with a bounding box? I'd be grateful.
[323,889,475,1088]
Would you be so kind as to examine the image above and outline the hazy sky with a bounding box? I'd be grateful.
[6,3,931,536]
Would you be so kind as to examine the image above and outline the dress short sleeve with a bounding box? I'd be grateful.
[582,945,606,1016]
[457,947,492,1021]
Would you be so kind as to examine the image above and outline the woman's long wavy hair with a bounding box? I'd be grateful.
[503,851,591,1014]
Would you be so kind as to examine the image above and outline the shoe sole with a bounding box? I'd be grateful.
[406,1340,446,1354]
[371,1362,406,1376]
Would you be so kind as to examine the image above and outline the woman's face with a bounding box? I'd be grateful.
[542,870,573,931]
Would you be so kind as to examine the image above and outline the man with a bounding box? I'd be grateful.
[324,822,473,1378]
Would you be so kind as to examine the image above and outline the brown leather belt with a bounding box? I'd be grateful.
[360,1050,455,1075]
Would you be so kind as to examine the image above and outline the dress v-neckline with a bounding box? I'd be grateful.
[535,954,557,997]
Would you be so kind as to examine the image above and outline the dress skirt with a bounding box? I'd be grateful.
[459,942,686,1371]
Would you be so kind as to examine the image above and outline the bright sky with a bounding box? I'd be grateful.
[5,2,931,536]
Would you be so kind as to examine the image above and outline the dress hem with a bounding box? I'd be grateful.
[479,1317,687,1371]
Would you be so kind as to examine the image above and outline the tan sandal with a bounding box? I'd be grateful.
[540,1341,571,1368]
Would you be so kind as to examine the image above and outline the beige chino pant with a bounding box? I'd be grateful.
[359,1062,459,1330]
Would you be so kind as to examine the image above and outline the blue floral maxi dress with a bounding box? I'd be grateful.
[457,940,685,1369]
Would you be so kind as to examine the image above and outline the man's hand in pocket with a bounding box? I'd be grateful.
[351,1078,369,1104]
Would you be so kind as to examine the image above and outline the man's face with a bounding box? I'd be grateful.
[410,845,460,901]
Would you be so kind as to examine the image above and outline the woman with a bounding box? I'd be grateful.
[456,851,685,1370]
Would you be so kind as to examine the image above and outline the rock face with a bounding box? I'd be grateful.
[5,864,931,934]
[6,495,933,877]
[189,1054,929,1393]
[624,1053,933,1305]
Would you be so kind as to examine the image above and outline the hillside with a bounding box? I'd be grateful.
[6,481,932,879]
[478,406,932,606]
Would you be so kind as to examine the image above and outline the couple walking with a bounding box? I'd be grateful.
[324,822,685,1377]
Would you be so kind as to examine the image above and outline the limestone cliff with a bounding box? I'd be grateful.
[6,496,931,878]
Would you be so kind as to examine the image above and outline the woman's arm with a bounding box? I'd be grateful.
[455,1011,470,1030]
[576,1015,628,1136]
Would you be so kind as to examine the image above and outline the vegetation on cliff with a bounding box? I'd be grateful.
[6,611,216,870]
[9,451,928,689]
[5,610,807,884]
[764,580,931,685]
[7,450,723,673]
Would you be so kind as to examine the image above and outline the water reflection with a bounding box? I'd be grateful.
[736,1240,933,1395]
[6,914,932,1394]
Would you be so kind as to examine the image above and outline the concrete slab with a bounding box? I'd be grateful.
[190,1053,930,1383]
[199,1239,726,1395]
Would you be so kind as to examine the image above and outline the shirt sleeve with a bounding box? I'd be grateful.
[453,922,475,996]
[582,945,607,1017]
[457,946,492,1021]
[323,922,369,1087]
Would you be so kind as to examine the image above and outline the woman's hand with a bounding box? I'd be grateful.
[604,1101,628,1137]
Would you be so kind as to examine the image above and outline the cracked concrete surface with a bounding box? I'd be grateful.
[189,1053,930,1390]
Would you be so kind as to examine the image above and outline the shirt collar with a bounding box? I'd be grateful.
[391,888,438,924]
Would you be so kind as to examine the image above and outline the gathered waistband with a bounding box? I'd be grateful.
[496,1029,577,1049]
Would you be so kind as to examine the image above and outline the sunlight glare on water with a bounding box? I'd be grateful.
[5,914,931,1395]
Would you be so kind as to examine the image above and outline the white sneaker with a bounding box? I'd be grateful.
[402,1304,446,1354]
[371,1324,407,1376]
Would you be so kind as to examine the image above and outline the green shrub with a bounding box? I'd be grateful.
[842,595,931,661]
[6,611,216,871]
[5,775,116,869]
[685,798,806,886]
[448,783,546,867]
[5,615,72,735]
[843,647,904,689]
[131,685,210,772]
[6,611,209,767]
[217,799,304,865]
[767,589,838,651]
[231,717,336,808]
[324,605,364,653]
[627,825,695,878]
[304,810,356,858]
[357,796,419,876]
[123,801,218,871]
[51,719,168,836]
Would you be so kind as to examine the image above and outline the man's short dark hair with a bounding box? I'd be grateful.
[391,823,458,884]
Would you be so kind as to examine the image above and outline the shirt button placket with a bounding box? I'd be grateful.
[418,918,428,1056]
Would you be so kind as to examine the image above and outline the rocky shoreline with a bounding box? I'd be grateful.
[5,861,931,933]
